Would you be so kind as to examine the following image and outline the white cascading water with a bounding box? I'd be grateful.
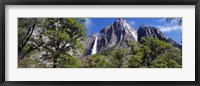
[91,36,98,54]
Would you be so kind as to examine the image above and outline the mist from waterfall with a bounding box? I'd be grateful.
[91,36,98,55]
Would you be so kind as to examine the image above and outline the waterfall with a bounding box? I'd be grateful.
[91,36,98,55]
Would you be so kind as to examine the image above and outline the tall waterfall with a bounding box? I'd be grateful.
[91,36,98,55]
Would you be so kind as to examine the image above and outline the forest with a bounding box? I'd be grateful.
[18,18,182,68]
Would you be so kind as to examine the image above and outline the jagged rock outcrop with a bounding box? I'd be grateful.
[137,25,181,47]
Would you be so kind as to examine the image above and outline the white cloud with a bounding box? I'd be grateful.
[85,18,93,35]
[157,18,182,33]
[157,18,182,26]
[85,18,93,28]
[127,20,136,27]
[157,25,182,33]
[157,18,166,23]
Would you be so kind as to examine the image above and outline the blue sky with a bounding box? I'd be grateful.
[85,18,182,44]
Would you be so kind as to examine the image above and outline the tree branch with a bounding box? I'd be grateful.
[21,23,36,49]
[20,42,43,60]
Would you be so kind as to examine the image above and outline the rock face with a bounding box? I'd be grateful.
[137,25,181,48]
[84,19,181,56]
[84,34,98,55]
[84,18,138,55]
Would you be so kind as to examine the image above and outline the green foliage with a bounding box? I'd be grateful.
[42,18,87,68]
[18,18,43,59]
[149,56,168,68]
[18,57,42,68]
[126,37,181,68]
[18,18,87,68]
[150,51,181,68]
[126,40,141,54]
[18,57,33,68]
[41,18,87,54]
[58,54,81,68]
[126,40,148,68]
[99,47,114,55]
[140,37,182,68]
[128,53,143,68]
[18,18,182,68]
[82,38,181,68]
[111,48,128,68]
[112,48,128,61]
[83,54,112,68]
[141,37,171,56]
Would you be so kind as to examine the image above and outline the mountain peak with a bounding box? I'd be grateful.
[137,25,181,47]
[84,18,138,55]
[115,18,126,22]
[118,18,123,21]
